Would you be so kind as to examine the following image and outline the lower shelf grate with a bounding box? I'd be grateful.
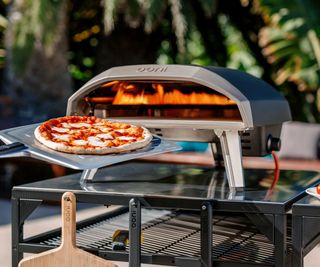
[35,209,274,265]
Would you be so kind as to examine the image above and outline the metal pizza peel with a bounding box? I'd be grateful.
[0,123,181,170]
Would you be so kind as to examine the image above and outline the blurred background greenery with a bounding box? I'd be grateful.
[0,0,319,126]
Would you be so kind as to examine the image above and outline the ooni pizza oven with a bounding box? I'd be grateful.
[67,64,291,189]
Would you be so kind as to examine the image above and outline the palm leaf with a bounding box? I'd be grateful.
[260,0,319,92]
[168,0,187,54]
[124,0,142,28]
[0,14,7,29]
[36,0,64,54]
[198,0,217,18]
[103,0,118,34]
[144,0,167,33]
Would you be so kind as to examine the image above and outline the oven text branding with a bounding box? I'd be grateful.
[65,205,71,222]
[64,197,71,222]
[136,66,167,73]
[131,210,137,228]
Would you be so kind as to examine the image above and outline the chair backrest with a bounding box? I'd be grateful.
[278,121,320,160]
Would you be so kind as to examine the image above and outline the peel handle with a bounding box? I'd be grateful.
[61,192,77,249]
[0,142,27,155]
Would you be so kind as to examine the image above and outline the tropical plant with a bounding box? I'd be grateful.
[259,0,320,122]
[2,0,319,124]
[4,0,72,124]
[0,2,6,70]
[69,0,267,81]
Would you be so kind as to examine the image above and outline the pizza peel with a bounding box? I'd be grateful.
[0,123,181,170]
[18,192,118,267]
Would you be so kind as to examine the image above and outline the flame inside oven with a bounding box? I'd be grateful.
[111,82,235,105]
[84,80,241,120]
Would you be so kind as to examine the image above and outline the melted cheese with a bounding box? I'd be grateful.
[69,122,91,128]
[61,123,70,128]
[115,129,126,133]
[52,134,70,141]
[62,122,91,128]
[96,133,114,140]
[51,127,69,133]
[96,126,112,133]
[88,136,106,147]
[73,140,88,146]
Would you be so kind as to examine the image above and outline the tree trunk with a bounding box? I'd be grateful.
[3,0,72,126]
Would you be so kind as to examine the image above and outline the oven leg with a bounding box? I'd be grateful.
[209,142,223,168]
[200,202,213,267]
[274,214,287,267]
[12,197,23,267]
[129,198,141,267]
[214,130,244,189]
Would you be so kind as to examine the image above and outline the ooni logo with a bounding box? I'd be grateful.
[131,210,137,228]
[136,66,168,73]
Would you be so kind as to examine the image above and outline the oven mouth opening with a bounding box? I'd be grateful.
[82,80,242,121]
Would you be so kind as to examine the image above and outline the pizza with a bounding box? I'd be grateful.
[34,116,153,154]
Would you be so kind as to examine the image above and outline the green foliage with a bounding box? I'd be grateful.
[103,0,143,33]
[3,0,319,122]
[11,0,34,77]
[261,0,320,35]
[199,0,217,18]
[102,0,218,58]
[259,0,320,121]
[11,0,64,77]
[69,63,92,81]
[67,2,102,89]
[11,33,34,77]
[33,0,63,53]
[124,0,141,26]
[157,29,212,65]
[144,0,167,33]
[102,0,117,34]
[0,8,7,69]
[168,0,187,55]
[219,15,263,77]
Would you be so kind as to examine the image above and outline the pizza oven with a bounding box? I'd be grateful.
[8,64,318,267]
[66,64,291,189]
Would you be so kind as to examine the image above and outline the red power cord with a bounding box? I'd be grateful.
[265,151,280,200]
[270,151,280,189]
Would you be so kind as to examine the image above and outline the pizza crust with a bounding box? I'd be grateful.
[34,122,153,155]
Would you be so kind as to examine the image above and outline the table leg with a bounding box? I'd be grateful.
[274,214,287,267]
[200,202,213,267]
[292,215,303,267]
[129,198,141,267]
[12,197,23,267]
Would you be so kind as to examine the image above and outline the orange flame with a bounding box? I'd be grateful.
[112,82,235,105]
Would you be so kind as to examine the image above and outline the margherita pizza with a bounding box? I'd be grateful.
[34,116,153,154]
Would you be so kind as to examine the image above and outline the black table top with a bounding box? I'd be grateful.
[12,162,320,214]
[293,192,320,216]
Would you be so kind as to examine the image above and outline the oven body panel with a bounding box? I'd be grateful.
[66,64,291,157]
[66,64,292,188]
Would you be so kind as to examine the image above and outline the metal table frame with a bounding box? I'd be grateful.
[11,163,320,267]
[292,195,320,267]
[12,191,290,266]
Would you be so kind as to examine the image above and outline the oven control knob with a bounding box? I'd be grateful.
[266,135,281,152]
